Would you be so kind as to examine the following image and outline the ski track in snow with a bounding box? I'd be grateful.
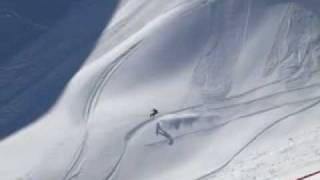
[62,41,144,180]
[195,100,320,180]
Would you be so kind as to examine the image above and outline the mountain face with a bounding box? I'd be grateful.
[1,0,320,180]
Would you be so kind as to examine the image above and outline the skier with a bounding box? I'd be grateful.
[156,122,174,145]
[150,108,158,118]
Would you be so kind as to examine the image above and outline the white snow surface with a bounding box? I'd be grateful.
[2,0,320,180]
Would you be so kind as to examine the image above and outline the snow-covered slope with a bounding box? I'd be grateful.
[1,0,320,180]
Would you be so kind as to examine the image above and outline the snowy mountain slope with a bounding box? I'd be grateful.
[1,0,320,180]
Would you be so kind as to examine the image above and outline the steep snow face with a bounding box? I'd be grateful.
[1,0,320,180]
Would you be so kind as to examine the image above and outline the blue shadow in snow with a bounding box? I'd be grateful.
[0,0,118,139]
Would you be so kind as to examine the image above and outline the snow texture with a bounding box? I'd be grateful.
[1,0,320,180]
